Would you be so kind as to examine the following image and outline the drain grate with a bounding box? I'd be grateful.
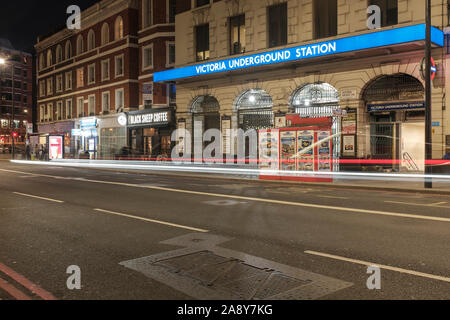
[120,234,353,300]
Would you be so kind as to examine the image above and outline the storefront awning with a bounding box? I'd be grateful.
[154,24,444,83]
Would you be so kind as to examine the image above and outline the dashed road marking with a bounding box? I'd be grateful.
[94,208,209,233]
[305,250,450,283]
[13,192,64,204]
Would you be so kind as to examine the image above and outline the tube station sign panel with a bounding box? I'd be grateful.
[154,24,444,83]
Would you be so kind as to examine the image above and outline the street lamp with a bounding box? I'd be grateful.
[0,57,15,160]
[424,0,432,188]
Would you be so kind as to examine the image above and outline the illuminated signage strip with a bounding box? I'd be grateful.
[154,24,443,83]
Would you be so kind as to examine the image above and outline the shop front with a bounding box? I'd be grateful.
[36,121,74,159]
[97,113,128,159]
[73,117,98,159]
[127,108,175,159]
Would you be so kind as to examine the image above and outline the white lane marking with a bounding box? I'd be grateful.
[316,195,350,200]
[3,168,450,223]
[94,209,209,233]
[13,192,64,203]
[430,202,448,206]
[305,250,450,283]
[385,200,450,208]
[204,200,247,206]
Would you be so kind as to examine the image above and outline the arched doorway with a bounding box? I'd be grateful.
[290,83,341,168]
[190,95,221,157]
[363,74,425,171]
[234,89,274,131]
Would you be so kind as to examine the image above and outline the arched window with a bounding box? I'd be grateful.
[101,23,110,45]
[56,45,63,63]
[362,73,424,103]
[46,50,53,67]
[114,16,124,40]
[290,83,339,118]
[191,95,220,114]
[65,40,72,59]
[39,53,45,70]
[234,89,274,131]
[76,35,84,55]
[87,29,96,51]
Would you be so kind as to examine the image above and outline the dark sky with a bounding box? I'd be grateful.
[0,0,100,53]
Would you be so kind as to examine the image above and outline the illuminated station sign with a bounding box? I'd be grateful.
[154,24,444,83]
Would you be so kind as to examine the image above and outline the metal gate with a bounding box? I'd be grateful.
[370,124,394,160]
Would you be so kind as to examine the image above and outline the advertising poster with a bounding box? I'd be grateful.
[343,135,356,157]
[297,130,314,171]
[48,136,63,160]
[88,138,96,152]
[317,131,331,172]
[275,115,287,128]
[342,110,357,135]
[259,130,279,170]
[280,131,297,171]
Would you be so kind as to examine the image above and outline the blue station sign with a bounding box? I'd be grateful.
[367,102,425,112]
[154,24,443,83]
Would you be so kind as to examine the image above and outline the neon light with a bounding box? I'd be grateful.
[154,24,444,82]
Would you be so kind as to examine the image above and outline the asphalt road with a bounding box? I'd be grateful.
[0,160,449,300]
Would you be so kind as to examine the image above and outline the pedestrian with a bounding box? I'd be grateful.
[25,144,31,160]
[443,152,450,160]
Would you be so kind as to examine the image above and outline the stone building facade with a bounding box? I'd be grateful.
[159,0,450,171]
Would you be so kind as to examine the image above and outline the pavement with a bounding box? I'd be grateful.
[0,160,449,300]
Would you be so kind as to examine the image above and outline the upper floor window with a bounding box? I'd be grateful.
[56,45,63,63]
[115,16,124,40]
[143,45,154,70]
[77,67,84,88]
[196,0,209,7]
[143,0,152,28]
[101,23,110,45]
[76,35,84,55]
[314,0,337,39]
[47,50,53,67]
[230,14,245,55]
[87,30,96,51]
[369,0,398,27]
[115,55,124,77]
[268,3,287,48]
[39,53,45,70]
[65,41,72,60]
[166,42,175,67]
[168,0,176,23]
[195,24,209,62]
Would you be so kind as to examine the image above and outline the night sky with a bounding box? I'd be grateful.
[0,0,100,53]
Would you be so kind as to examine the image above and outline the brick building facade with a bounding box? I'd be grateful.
[0,39,33,152]
[35,0,179,159]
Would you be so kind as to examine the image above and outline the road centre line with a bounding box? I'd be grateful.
[316,195,350,200]
[13,192,64,204]
[305,250,450,283]
[2,168,450,223]
[94,209,209,233]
